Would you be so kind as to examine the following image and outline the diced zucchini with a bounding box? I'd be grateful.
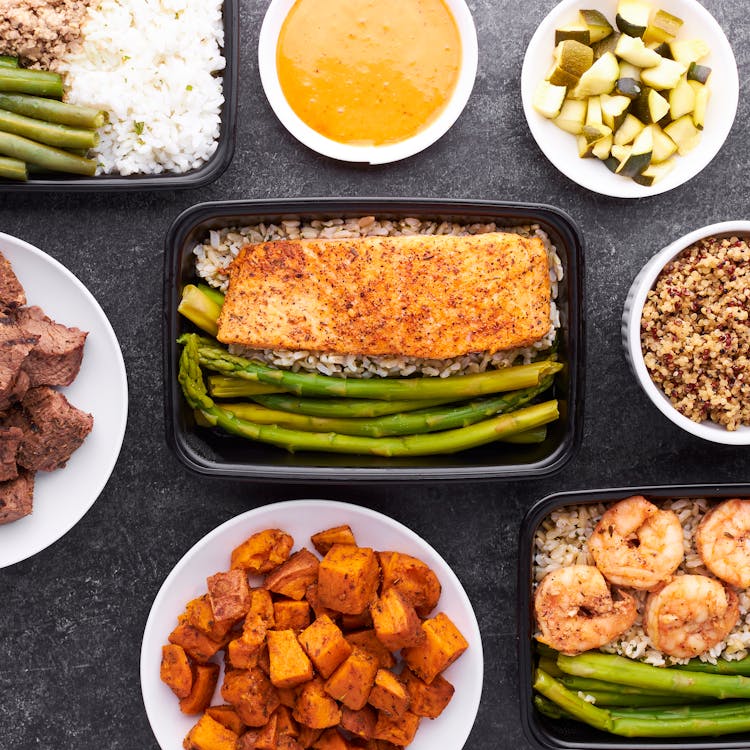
[618,62,641,80]
[688,80,710,130]
[603,155,621,172]
[614,113,645,145]
[553,98,588,134]
[643,10,683,45]
[640,58,687,89]
[555,26,591,45]
[615,77,642,99]
[615,35,662,68]
[650,42,673,59]
[617,125,653,176]
[651,124,677,163]
[633,160,675,185]
[579,9,614,43]
[664,114,702,154]
[571,52,620,98]
[533,81,567,118]
[593,32,621,59]
[631,87,670,124]
[555,40,594,77]
[546,61,580,88]
[611,144,631,164]
[615,0,651,38]
[668,77,695,120]
[669,39,711,66]
[586,95,603,127]
[577,134,595,158]
[687,62,711,84]
[600,93,631,130]
[592,133,613,159]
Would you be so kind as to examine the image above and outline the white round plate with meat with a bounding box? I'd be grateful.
[0,233,127,568]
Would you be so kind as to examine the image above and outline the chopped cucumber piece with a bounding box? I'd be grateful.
[600,93,631,130]
[585,95,603,128]
[555,40,594,77]
[603,155,620,172]
[593,32,621,59]
[546,61,580,88]
[614,113,645,145]
[668,77,695,120]
[651,124,677,163]
[533,81,567,118]
[649,41,673,59]
[555,26,591,45]
[611,144,631,164]
[640,57,687,89]
[579,9,614,43]
[592,133,613,159]
[617,125,653,176]
[643,10,683,44]
[615,77,642,99]
[670,38,710,66]
[631,87,670,124]
[687,61,711,84]
[664,114,701,154]
[615,35,662,68]
[618,62,641,80]
[553,98,588,134]
[615,0,651,38]
[633,160,675,185]
[571,52,619,98]
[688,80,710,130]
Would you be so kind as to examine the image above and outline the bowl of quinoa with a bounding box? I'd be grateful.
[622,221,750,445]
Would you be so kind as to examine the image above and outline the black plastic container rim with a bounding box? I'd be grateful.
[518,483,750,750]
[163,197,585,482]
[0,0,238,192]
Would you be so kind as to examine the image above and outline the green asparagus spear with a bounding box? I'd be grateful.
[197,283,225,307]
[178,284,221,336]
[0,131,96,175]
[0,56,18,68]
[611,701,750,720]
[580,692,707,708]
[182,335,563,401]
[558,652,750,699]
[556,674,682,698]
[254,393,456,418]
[497,425,547,444]
[673,656,750,676]
[0,156,27,181]
[0,109,98,149]
[179,336,559,455]
[0,67,63,98]
[534,694,572,720]
[0,93,105,128]
[208,375,287,398]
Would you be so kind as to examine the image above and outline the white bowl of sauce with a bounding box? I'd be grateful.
[258,0,478,164]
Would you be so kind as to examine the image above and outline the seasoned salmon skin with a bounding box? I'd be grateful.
[216,232,551,359]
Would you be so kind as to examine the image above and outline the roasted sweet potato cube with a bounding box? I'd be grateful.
[324,646,379,710]
[277,686,298,708]
[370,588,425,651]
[161,644,194,699]
[169,622,226,664]
[179,663,220,715]
[267,629,314,688]
[297,726,323,748]
[181,595,236,640]
[293,677,341,729]
[311,729,351,750]
[238,711,277,750]
[378,552,441,618]
[222,667,281,727]
[206,705,246,735]
[373,710,420,746]
[340,705,377,740]
[273,599,311,632]
[310,525,356,556]
[228,613,268,669]
[208,569,251,622]
[265,549,320,601]
[277,736,304,750]
[318,545,380,615]
[274,704,299,737]
[258,643,271,676]
[298,615,352,679]
[343,630,395,670]
[367,669,409,718]
[249,588,276,628]
[339,610,372,632]
[402,612,468,684]
[305,584,338,621]
[184,712,239,750]
[401,668,454,719]
[232,529,294,573]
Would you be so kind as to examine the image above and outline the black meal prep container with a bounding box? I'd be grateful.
[0,0,238,192]
[518,484,750,750]
[163,197,584,482]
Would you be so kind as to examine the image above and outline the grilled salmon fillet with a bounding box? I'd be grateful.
[216,232,551,360]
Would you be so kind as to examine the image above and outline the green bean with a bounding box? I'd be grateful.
[0,131,96,175]
[0,93,106,128]
[0,109,98,149]
[0,56,19,68]
[0,68,63,98]
[0,156,27,181]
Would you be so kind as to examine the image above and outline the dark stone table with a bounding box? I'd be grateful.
[0,1,747,747]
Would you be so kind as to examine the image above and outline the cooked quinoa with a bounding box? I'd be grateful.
[641,236,750,431]
[193,216,563,379]
[533,499,750,667]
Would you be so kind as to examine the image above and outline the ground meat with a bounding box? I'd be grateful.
[0,0,93,70]
[641,236,750,431]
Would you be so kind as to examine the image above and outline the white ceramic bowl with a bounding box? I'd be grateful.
[141,499,484,750]
[0,233,128,567]
[257,0,478,164]
[521,0,738,198]
[622,221,750,445]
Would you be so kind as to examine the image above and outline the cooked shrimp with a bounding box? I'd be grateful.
[534,565,638,656]
[696,499,750,588]
[643,575,739,659]
[588,496,684,590]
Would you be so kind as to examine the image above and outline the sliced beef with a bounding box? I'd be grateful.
[0,469,34,525]
[0,251,26,311]
[0,425,23,481]
[16,306,87,387]
[0,314,38,410]
[11,386,93,472]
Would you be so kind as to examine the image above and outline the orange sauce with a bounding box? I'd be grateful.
[276,0,462,146]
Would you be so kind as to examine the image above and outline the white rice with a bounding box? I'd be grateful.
[534,498,750,666]
[193,216,563,379]
[60,0,225,175]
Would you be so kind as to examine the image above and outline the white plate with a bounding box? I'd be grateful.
[0,233,128,567]
[521,0,739,197]
[141,499,484,750]
[258,0,478,164]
